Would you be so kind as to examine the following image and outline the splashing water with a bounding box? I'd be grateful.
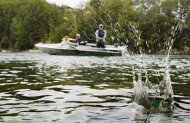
[120,22,185,112]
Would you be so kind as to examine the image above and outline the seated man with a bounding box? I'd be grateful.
[95,24,106,48]
[76,34,87,45]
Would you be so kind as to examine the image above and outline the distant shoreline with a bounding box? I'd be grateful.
[0,49,41,53]
[1,49,190,55]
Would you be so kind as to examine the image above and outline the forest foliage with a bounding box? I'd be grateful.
[0,0,190,54]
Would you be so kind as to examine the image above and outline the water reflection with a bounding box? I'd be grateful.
[0,53,190,122]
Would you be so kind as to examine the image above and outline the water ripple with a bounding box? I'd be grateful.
[0,53,190,122]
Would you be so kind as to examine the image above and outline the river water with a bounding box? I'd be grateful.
[0,52,190,123]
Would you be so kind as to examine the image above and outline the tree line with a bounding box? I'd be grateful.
[0,0,190,54]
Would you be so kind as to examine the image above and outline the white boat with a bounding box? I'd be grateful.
[35,41,123,56]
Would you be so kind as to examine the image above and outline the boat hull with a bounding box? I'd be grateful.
[35,43,122,56]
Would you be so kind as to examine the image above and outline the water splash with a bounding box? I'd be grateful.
[120,21,185,112]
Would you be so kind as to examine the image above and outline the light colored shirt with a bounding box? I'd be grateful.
[95,29,107,42]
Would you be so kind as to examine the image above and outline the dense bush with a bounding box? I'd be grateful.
[0,0,190,54]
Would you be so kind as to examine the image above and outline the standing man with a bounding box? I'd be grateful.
[95,24,107,48]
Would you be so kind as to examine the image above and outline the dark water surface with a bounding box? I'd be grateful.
[0,52,190,123]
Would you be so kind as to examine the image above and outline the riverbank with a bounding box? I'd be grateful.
[1,48,190,55]
[155,48,190,55]
[0,48,41,53]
